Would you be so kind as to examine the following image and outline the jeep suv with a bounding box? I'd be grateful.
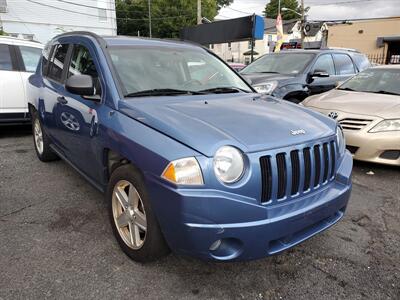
[28,32,352,262]
[0,36,42,125]
[240,49,370,103]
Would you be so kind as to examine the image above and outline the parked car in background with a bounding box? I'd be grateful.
[302,65,400,166]
[0,36,42,125]
[240,49,370,103]
[228,62,246,72]
[28,32,352,262]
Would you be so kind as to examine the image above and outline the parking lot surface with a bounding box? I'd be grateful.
[0,127,399,299]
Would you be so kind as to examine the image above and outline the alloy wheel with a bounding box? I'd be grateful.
[112,180,147,249]
[34,119,44,155]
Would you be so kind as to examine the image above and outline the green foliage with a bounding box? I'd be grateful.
[116,0,233,38]
[264,0,301,20]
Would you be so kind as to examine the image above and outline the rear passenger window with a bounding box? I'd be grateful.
[0,44,13,71]
[68,44,101,95]
[48,44,69,82]
[19,46,42,72]
[352,54,370,72]
[313,55,335,75]
[333,54,356,75]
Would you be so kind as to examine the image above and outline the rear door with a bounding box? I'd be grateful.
[0,43,26,115]
[41,43,72,152]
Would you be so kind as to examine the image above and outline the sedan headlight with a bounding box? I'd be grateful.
[336,126,346,155]
[161,157,203,185]
[369,119,400,133]
[253,81,278,94]
[213,146,244,184]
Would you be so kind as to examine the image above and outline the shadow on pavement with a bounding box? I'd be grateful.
[0,125,32,139]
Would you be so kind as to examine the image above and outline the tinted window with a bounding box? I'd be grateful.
[0,44,13,71]
[333,54,355,75]
[352,54,370,72]
[19,46,42,72]
[313,54,335,75]
[241,53,315,75]
[68,44,101,95]
[48,44,69,82]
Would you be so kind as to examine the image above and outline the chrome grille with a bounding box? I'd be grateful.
[260,140,336,204]
[339,118,372,131]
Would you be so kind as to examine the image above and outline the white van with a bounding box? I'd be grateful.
[0,37,43,125]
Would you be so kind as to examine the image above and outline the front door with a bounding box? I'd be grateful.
[53,42,104,182]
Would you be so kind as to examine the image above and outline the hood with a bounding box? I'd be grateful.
[305,89,400,119]
[119,94,336,157]
[241,73,295,86]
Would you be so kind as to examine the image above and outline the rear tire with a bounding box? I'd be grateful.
[31,110,59,162]
[107,164,170,262]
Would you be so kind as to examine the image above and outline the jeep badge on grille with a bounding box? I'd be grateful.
[291,129,306,135]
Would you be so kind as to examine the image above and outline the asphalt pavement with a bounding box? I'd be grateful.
[0,126,399,299]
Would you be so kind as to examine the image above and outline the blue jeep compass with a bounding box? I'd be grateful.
[28,32,352,262]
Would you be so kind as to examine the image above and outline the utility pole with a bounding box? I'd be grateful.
[300,0,305,49]
[197,0,202,24]
[148,0,152,38]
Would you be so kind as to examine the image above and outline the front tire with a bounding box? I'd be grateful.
[107,164,170,262]
[31,110,59,162]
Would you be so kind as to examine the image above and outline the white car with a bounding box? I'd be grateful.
[0,36,43,125]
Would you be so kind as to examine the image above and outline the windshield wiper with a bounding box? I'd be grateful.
[124,88,203,98]
[368,90,400,96]
[197,86,249,94]
[338,87,357,92]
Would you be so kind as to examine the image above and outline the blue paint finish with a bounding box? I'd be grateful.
[28,33,353,261]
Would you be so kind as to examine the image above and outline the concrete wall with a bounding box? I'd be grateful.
[0,0,117,43]
[327,17,400,55]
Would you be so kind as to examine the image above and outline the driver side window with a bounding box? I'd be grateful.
[68,45,101,96]
[313,55,335,75]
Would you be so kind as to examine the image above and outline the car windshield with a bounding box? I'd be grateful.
[240,53,315,75]
[338,68,400,96]
[108,46,252,97]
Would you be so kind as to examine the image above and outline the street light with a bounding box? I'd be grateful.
[281,7,302,17]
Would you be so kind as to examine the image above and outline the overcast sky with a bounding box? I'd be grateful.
[217,0,400,21]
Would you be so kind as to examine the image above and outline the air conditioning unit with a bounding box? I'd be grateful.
[0,0,8,13]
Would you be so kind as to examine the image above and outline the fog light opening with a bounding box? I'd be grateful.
[209,239,222,251]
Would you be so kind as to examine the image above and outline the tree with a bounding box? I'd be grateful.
[264,0,301,20]
[116,0,233,38]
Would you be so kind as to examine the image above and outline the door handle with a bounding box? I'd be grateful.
[57,96,68,105]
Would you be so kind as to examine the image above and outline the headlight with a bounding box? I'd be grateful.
[161,157,203,185]
[253,81,278,94]
[369,119,400,133]
[336,126,346,155]
[213,146,244,184]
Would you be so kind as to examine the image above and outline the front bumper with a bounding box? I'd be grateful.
[147,152,353,261]
[345,130,400,166]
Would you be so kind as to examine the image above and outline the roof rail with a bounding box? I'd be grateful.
[321,47,360,53]
[0,35,41,43]
[52,31,107,47]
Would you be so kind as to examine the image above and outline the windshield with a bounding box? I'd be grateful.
[108,46,252,97]
[240,53,315,75]
[338,68,400,96]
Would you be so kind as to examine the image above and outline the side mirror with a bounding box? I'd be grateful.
[66,74,95,96]
[312,69,330,78]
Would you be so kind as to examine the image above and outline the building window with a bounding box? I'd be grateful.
[228,42,231,51]
[248,40,254,49]
[210,44,214,49]
[98,8,107,22]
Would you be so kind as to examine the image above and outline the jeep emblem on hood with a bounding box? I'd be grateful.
[291,129,306,135]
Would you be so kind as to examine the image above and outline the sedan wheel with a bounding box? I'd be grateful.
[112,180,147,249]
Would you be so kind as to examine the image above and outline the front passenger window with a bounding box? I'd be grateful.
[68,45,101,96]
[313,55,335,75]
